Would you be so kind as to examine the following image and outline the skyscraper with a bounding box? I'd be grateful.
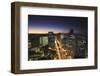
[48,32,55,49]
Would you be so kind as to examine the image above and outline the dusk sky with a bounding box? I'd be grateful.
[28,15,88,34]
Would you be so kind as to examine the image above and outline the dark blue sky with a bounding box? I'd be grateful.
[28,15,88,34]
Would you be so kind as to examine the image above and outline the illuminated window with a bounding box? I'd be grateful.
[40,36,48,46]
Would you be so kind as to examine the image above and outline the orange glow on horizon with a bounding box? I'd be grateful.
[28,27,69,34]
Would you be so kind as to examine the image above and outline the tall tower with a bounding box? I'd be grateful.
[48,32,55,49]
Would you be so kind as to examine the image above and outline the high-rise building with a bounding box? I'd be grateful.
[48,32,55,49]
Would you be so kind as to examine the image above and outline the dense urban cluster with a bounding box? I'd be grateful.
[28,29,88,61]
